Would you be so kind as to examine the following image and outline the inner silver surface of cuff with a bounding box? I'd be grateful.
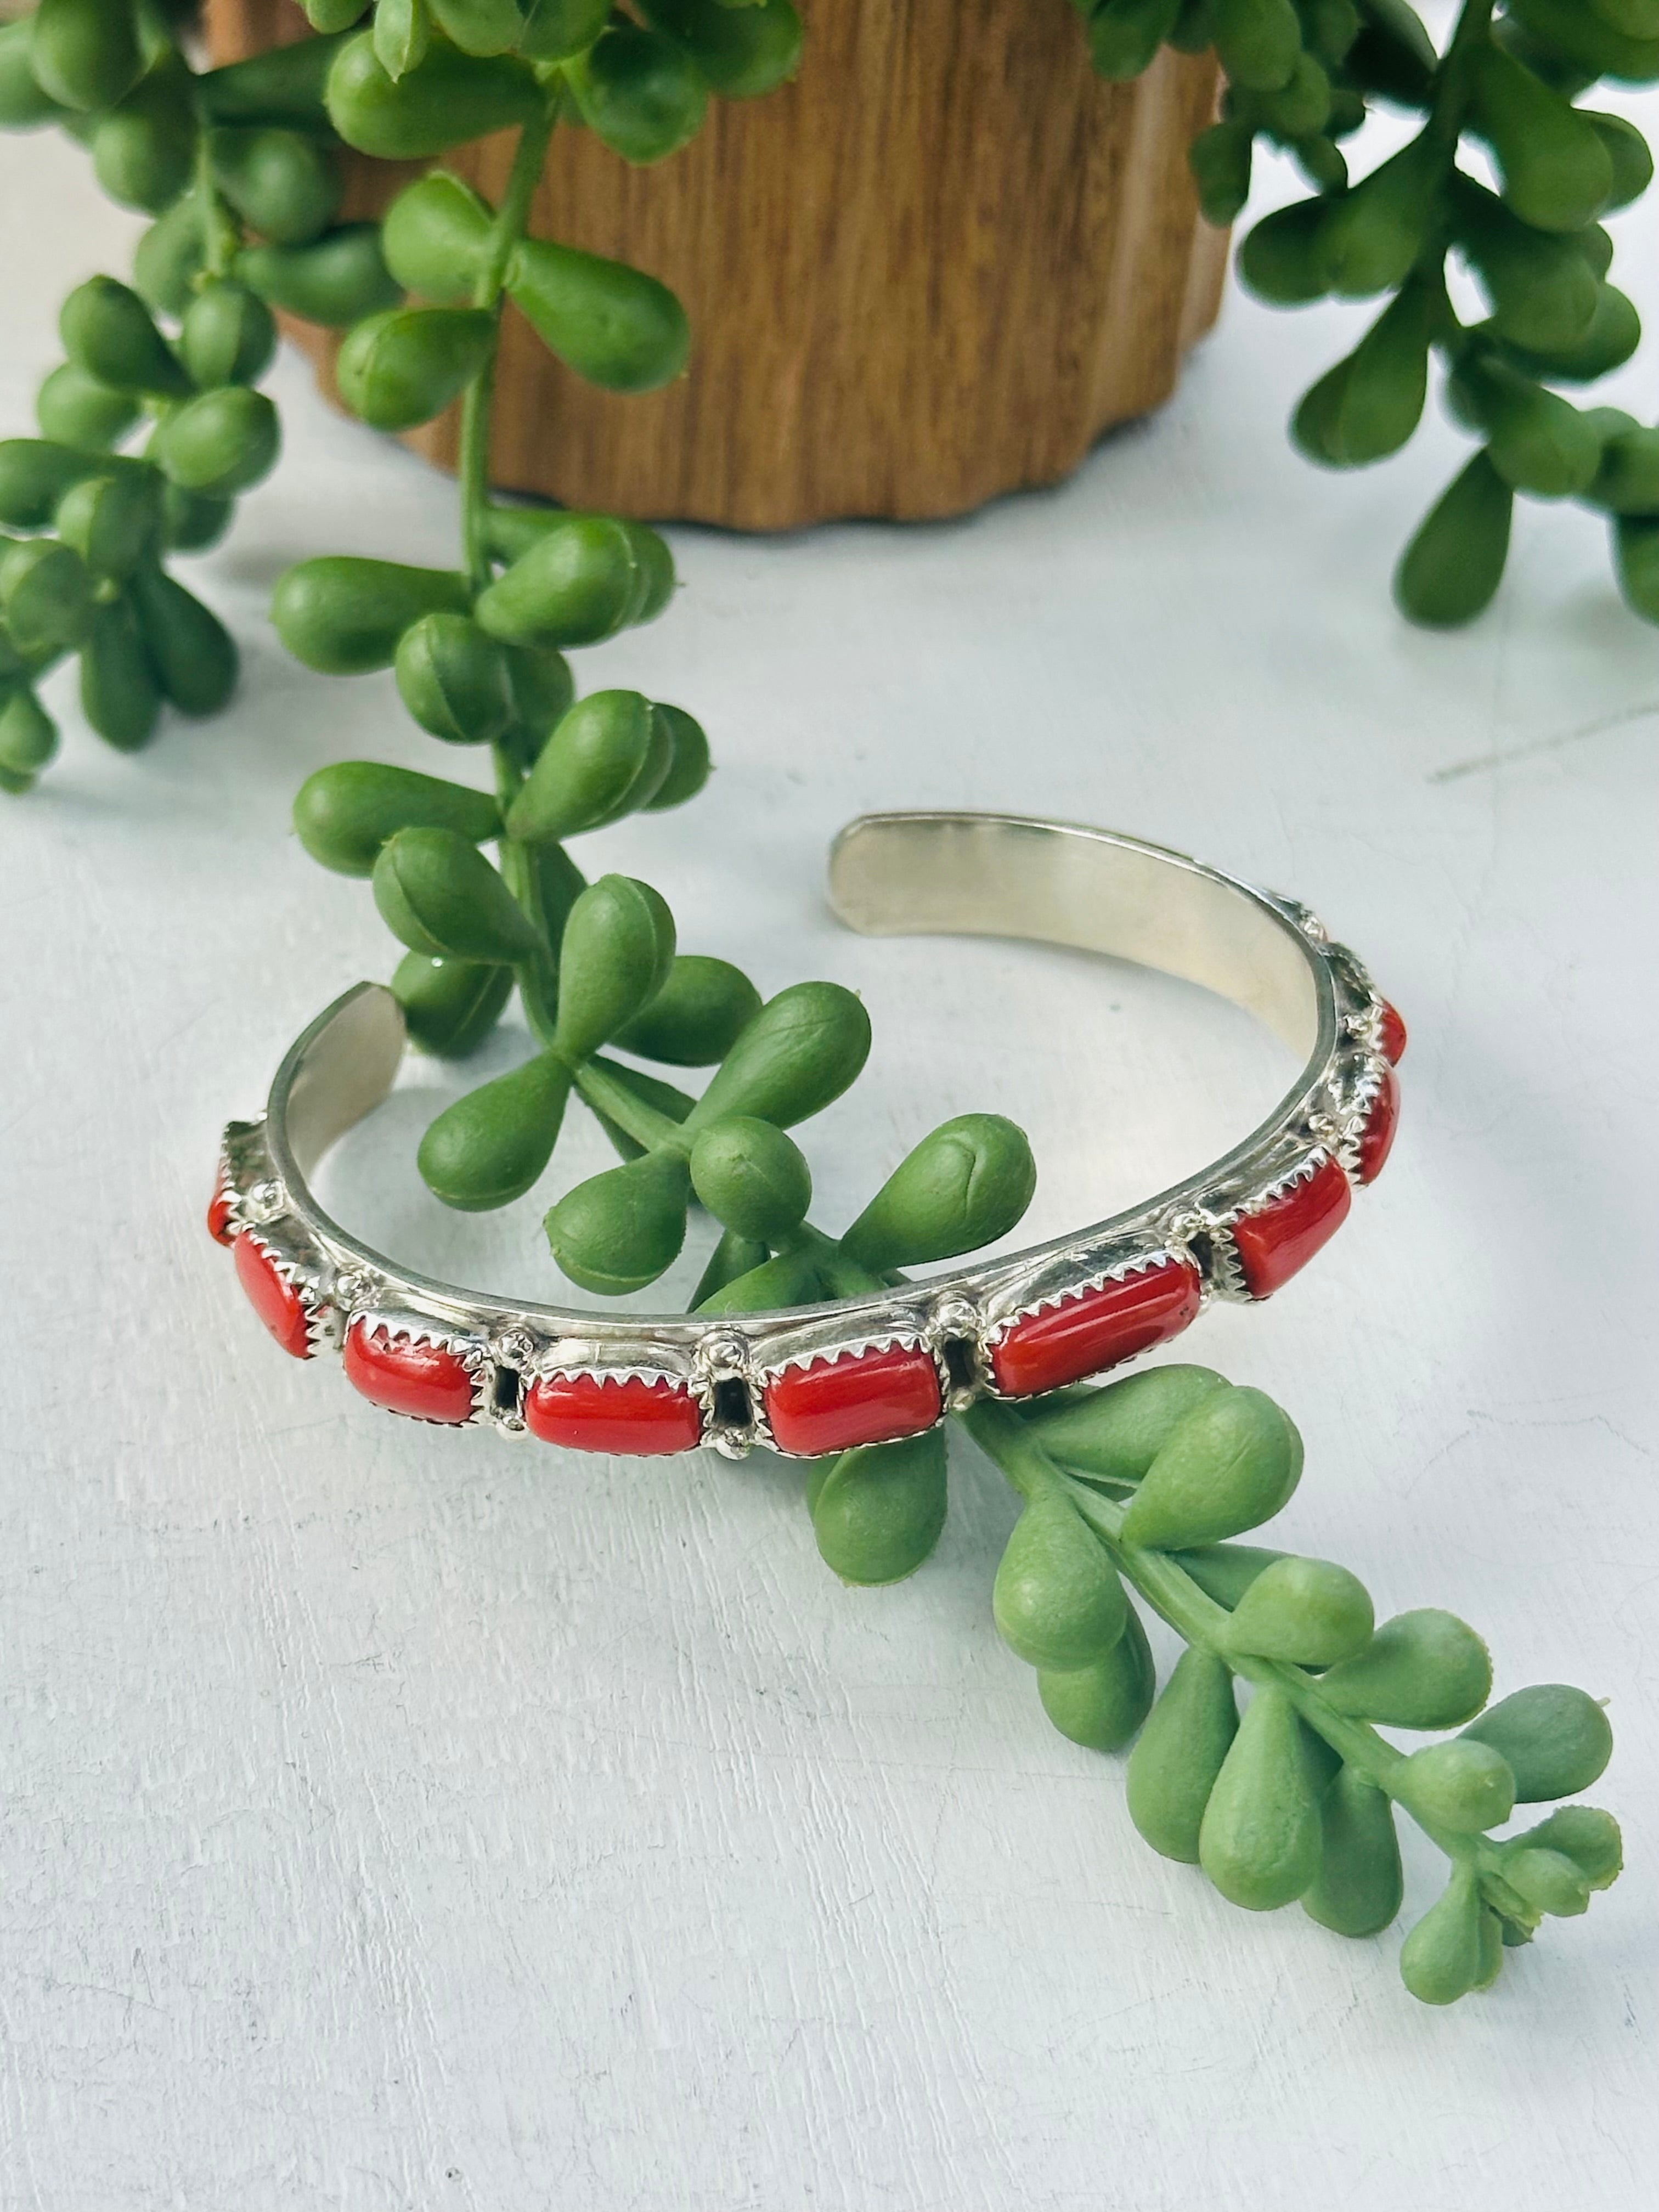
[263,811,1342,1339]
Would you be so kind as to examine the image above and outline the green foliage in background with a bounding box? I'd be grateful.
[1073,0,1659,623]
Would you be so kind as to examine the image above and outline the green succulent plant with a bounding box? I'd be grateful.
[1074,0,1659,623]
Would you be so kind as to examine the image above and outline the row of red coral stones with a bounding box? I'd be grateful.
[989,1257,1203,1398]
[1226,996,1404,1295]
[219,992,1407,1442]
[764,1342,943,1457]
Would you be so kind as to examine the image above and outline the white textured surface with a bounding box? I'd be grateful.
[2,76,1657,2211]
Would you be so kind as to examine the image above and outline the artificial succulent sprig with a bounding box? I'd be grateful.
[964,1373,1620,2000]
[1071,0,1659,625]
[786,1368,1617,2005]
[0,7,404,788]
[699,1229,1622,2002]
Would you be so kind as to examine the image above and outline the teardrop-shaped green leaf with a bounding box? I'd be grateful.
[686,981,872,1133]
[553,873,677,1062]
[1506,1804,1621,1891]
[417,1049,572,1210]
[545,1148,691,1294]
[1317,1609,1492,1729]
[1459,1684,1612,1802]
[992,1486,1128,1671]
[1301,1765,1403,1937]
[372,826,541,962]
[1222,1555,1374,1668]
[810,1429,948,1585]
[1019,1366,1229,1484]
[1126,1647,1238,1864]
[1038,1602,1155,1751]
[1397,1739,1516,1834]
[1120,1386,1302,1549]
[1399,1864,1485,2005]
[1198,1685,1324,1910]
[841,1114,1036,1270]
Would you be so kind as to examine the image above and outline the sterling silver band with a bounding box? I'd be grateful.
[211,811,1404,1459]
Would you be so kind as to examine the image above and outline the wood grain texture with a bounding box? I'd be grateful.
[207,0,1227,527]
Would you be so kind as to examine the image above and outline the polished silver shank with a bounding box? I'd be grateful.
[215,812,1396,1455]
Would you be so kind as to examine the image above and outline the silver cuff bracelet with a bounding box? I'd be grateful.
[210,811,1404,1459]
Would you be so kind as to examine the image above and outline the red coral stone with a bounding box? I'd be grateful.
[343,1319,477,1424]
[764,1342,943,1458]
[1378,999,1408,1064]
[1231,1155,1353,1298]
[207,1185,236,1246]
[233,1231,314,1359]
[1356,1064,1400,1187]
[990,1255,1204,1398]
[524,1372,703,1455]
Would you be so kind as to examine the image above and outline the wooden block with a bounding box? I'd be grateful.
[206,0,1227,529]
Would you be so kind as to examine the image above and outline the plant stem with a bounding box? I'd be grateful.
[191,118,238,283]
[460,96,563,1047]
[501,843,561,1048]
[573,1059,690,1151]
[1403,0,1492,329]
[462,101,558,595]
[1423,0,1497,162]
